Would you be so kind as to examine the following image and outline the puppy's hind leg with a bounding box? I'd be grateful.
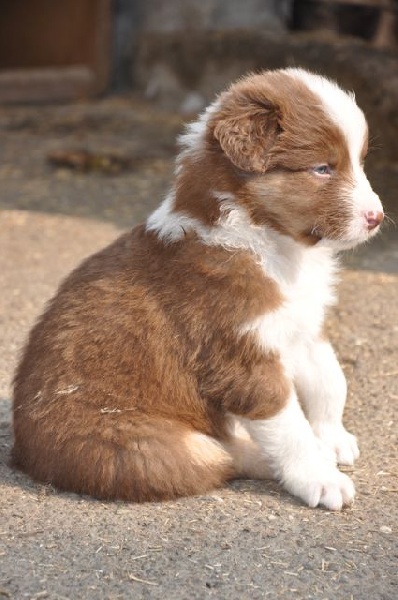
[223,415,274,481]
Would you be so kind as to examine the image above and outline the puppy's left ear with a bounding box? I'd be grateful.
[213,99,281,173]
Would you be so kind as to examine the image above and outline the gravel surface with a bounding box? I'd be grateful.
[0,97,397,600]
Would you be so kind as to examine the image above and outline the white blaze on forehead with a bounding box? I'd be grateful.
[285,68,368,162]
[285,69,385,247]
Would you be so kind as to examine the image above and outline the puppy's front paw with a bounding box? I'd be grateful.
[312,422,360,466]
[284,464,355,511]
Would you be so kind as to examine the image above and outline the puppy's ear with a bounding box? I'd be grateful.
[213,100,281,173]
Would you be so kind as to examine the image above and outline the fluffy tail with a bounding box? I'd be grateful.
[12,413,234,501]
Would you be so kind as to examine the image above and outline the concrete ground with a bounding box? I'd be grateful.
[0,97,397,600]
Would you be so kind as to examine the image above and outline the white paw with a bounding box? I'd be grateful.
[283,463,356,510]
[312,422,360,466]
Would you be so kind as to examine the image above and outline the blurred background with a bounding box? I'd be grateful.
[0,1,397,104]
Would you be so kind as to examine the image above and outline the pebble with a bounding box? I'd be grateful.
[380,526,392,534]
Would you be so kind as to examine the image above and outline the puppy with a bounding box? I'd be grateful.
[12,68,383,510]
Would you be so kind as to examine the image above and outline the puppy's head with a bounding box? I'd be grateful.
[203,68,383,249]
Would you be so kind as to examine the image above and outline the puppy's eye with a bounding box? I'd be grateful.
[312,164,332,177]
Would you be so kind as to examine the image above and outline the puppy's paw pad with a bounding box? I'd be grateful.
[313,423,359,466]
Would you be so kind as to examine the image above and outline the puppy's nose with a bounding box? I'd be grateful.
[365,210,384,231]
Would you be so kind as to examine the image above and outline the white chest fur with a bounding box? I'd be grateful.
[242,239,339,373]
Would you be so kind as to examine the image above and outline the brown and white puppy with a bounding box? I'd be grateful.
[12,69,383,509]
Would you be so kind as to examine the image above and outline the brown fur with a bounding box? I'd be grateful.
[13,227,286,500]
